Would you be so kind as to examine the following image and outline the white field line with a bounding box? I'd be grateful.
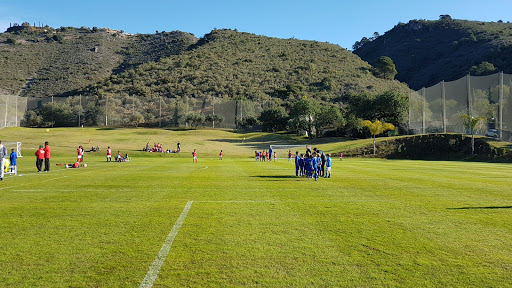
[139,201,193,288]
[41,176,68,183]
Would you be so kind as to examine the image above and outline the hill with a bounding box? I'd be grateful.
[0,26,409,100]
[83,29,410,102]
[354,18,512,90]
[0,26,197,97]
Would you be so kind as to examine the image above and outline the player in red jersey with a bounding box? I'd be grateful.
[192,149,197,163]
[219,150,223,160]
[106,146,112,162]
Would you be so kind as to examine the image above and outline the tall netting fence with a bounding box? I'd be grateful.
[0,95,28,128]
[409,72,512,141]
[22,95,265,129]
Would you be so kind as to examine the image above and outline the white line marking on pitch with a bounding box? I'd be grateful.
[42,176,68,182]
[139,201,193,288]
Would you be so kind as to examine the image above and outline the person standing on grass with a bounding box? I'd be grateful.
[299,154,305,177]
[10,148,17,174]
[294,151,300,177]
[313,148,326,177]
[77,146,83,163]
[325,154,332,178]
[106,146,112,162]
[219,150,223,160]
[44,141,51,172]
[340,152,343,161]
[0,141,7,181]
[288,150,292,162]
[269,146,273,162]
[35,145,45,172]
[192,149,197,163]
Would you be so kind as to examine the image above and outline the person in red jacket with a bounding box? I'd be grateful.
[43,141,51,172]
[35,145,45,172]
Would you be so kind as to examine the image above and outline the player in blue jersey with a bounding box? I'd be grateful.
[324,153,332,178]
[299,154,305,177]
[294,151,300,176]
[9,148,17,174]
[304,154,311,179]
[313,153,320,181]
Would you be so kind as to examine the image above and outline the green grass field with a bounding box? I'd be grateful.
[1,128,511,287]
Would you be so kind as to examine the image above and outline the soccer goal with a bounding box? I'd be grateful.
[269,145,306,160]
[3,142,22,157]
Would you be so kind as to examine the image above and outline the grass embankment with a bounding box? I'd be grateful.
[0,128,511,287]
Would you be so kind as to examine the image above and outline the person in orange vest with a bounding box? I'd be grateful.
[106,146,112,162]
[35,145,45,172]
[43,141,51,172]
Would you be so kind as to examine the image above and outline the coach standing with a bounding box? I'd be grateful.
[44,141,51,172]
[0,141,7,181]
[35,145,45,172]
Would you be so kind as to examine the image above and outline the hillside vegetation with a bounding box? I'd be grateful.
[0,26,197,97]
[0,27,410,100]
[354,18,512,90]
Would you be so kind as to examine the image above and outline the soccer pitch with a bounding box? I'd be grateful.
[0,128,511,287]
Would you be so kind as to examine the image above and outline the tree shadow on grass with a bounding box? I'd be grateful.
[251,175,298,179]
[447,206,512,210]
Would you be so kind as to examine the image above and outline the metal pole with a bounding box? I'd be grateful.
[51,96,54,128]
[499,71,504,140]
[15,95,18,127]
[442,81,446,133]
[159,97,162,128]
[78,94,81,127]
[408,92,411,135]
[4,95,8,127]
[105,96,108,126]
[212,97,215,129]
[466,74,472,117]
[421,87,426,134]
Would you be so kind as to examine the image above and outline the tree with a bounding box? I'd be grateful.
[461,115,486,155]
[22,110,43,127]
[205,114,224,129]
[347,90,408,126]
[258,107,289,132]
[361,120,395,154]
[470,61,496,76]
[290,98,318,138]
[129,112,144,127]
[439,15,452,21]
[372,56,397,80]
[313,105,344,138]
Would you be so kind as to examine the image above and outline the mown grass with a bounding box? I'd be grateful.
[0,128,511,287]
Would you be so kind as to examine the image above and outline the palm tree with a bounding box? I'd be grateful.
[461,115,486,155]
[361,120,395,154]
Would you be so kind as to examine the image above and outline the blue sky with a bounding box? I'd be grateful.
[1,0,511,49]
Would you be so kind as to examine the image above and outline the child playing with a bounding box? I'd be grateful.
[294,151,300,177]
[9,148,17,173]
[107,146,112,162]
[255,151,259,161]
[299,154,305,177]
[219,150,223,160]
[340,152,343,161]
[273,152,277,162]
[192,149,197,163]
[325,154,332,178]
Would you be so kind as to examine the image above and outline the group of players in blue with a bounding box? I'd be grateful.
[294,146,332,181]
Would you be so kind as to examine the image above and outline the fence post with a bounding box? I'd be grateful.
[466,74,472,117]
[441,81,446,133]
[421,87,426,134]
[499,71,504,140]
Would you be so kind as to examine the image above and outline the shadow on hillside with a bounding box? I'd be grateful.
[447,206,512,210]
[96,127,117,131]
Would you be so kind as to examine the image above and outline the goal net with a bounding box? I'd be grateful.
[269,145,306,160]
[2,142,23,157]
